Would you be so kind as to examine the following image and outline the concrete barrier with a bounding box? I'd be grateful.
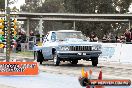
[120,44,132,63]
[100,43,132,63]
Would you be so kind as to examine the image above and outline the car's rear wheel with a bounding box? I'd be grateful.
[91,57,98,67]
[53,54,60,66]
[70,60,78,64]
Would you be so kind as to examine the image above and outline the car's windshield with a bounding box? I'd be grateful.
[55,32,87,41]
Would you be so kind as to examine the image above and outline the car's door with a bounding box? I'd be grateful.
[42,32,57,60]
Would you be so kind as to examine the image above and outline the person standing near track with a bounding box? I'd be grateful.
[124,29,131,42]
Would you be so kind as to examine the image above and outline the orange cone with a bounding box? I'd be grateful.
[89,69,93,79]
[81,67,85,77]
[98,69,102,80]
[85,71,88,78]
[96,69,105,88]
[89,69,92,75]
[86,86,91,88]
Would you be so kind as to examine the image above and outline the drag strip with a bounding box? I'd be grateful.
[40,60,132,80]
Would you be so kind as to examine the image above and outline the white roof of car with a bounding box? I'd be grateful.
[57,30,81,32]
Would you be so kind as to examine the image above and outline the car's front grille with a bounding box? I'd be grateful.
[70,46,92,51]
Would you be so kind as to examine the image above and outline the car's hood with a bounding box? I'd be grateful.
[58,38,101,46]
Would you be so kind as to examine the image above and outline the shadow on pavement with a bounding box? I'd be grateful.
[41,61,103,68]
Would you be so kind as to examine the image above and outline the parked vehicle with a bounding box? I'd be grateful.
[33,30,102,66]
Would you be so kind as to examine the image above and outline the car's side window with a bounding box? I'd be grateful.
[51,32,56,41]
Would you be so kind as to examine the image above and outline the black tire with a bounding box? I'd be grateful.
[53,54,60,66]
[70,60,78,64]
[40,61,43,64]
[37,51,44,64]
[79,77,89,87]
[92,57,98,67]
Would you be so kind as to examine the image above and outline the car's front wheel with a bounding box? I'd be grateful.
[53,54,60,66]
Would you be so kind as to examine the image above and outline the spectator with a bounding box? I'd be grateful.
[120,34,126,43]
[115,35,118,42]
[107,33,116,43]
[124,29,131,42]
[30,30,34,36]
[102,35,108,43]
[16,31,27,52]
[90,32,98,42]
[130,28,132,42]
[21,32,27,43]
[29,30,34,41]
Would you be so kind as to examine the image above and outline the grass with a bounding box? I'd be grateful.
[16,51,34,57]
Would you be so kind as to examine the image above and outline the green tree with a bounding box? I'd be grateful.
[20,0,132,38]
[0,0,17,10]
[112,0,132,13]
[38,0,65,13]
[0,0,5,9]
[64,0,132,38]
[20,0,68,34]
[64,0,116,13]
[20,0,39,12]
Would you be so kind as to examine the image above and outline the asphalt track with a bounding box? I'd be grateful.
[0,53,132,88]
[0,71,80,88]
[0,71,131,88]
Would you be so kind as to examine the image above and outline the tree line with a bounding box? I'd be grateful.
[0,0,132,38]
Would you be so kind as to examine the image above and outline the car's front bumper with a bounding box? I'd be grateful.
[57,51,102,60]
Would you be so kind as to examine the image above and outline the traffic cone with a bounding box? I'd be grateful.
[81,67,85,77]
[89,69,93,79]
[96,69,105,88]
[86,85,91,88]
[98,69,102,80]
[85,71,88,78]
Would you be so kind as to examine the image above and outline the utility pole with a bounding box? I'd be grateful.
[5,0,11,62]
[39,18,43,42]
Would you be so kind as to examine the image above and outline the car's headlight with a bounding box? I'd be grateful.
[60,46,70,51]
[92,46,101,50]
[98,45,102,50]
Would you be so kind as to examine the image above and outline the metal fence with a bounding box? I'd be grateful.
[20,36,36,52]
[0,36,38,53]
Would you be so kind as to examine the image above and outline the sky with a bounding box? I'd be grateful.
[10,0,25,9]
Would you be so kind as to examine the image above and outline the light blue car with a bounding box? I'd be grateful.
[34,30,102,66]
